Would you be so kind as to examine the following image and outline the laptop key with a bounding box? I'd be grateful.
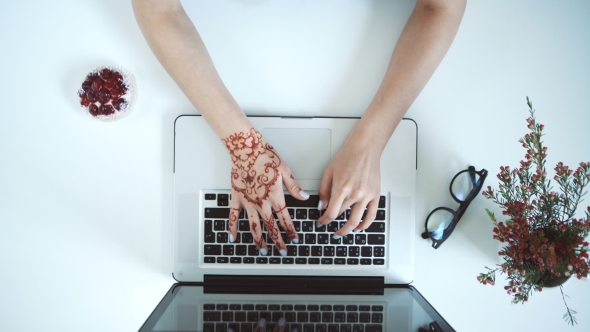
[230,257,242,263]
[335,258,346,265]
[373,259,384,265]
[203,323,215,332]
[243,257,254,264]
[204,245,221,255]
[352,324,364,332]
[287,245,297,256]
[297,209,308,220]
[340,324,352,332]
[239,220,250,232]
[347,258,359,265]
[323,246,335,256]
[371,305,383,311]
[241,322,254,332]
[359,313,371,323]
[298,246,310,256]
[365,325,383,332]
[336,246,347,257]
[256,257,268,264]
[269,258,281,264]
[204,256,215,263]
[269,304,280,311]
[294,304,306,311]
[310,311,321,322]
[309,209,320,220]
[302,221,313,232]
[242,233,253,244]
[374,246,385,257]
[204,304,215,310]
[320,305,332,311]
[375,210,386,220]
[312,246,322,256]
[321,258,333,264]
[346,305,358,311]
[334,312,346,322]
[322,312,334,322]
[308,258,320,264]
[348,246,360,257]
[205,207,230,219]
[343,234,354,245]
[217,257,228,263]
[328,324,339,332]
[297,312,309,322]
[259,311,271,321]
[248,245,259,256]
[247,311,259,322]
[222,311,233,322]
[361,247,372,257]
[203,311,221,321]
[316,324,327,332]
[378,196,386,208]
[354,234,366,245]
[288,208,295,219]
[360,259,371,265]
[228,323,239,332]
[290,324,303,332]
[295,258,307,264]
[365,222,385,233]
[236,245,247,256]
[347,312,359,323]
[214,220,225,231]
[216,232,228,243]
[305,234,316,244]
[234,311,246,322]
[368,234,385,245]
[285,194,320,207]
[333,305,345,311]
[318,234,329,244]
[327,222,339,232]
[223,245,234,255]
[303,324,314,332]
[282,257,294,264]
[215,322,227,332]
[359,305,370,312]
[293,221,301,232]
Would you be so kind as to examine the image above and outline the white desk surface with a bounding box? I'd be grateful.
[1,1,589,331]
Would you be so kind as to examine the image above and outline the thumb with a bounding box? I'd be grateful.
[283,169,309,201]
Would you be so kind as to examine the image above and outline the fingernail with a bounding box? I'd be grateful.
[300,190,310,199]
[318,201,323,210]
[292,238,299,244]
[259,318,266,327]
[316,222,324,228]
[278,317,286,326]
[280,249,287,257]
[260,248,268,256]
[332,235,341,240]
[229,234,234,243]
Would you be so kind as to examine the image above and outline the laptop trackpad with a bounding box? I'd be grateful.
[262,128,331,180]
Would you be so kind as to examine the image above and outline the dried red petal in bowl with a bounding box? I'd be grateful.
[78,66,136,121]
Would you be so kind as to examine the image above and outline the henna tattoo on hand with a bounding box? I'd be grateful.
[263,213,280,244]
[229,208,240,229]
[222,128,282,207]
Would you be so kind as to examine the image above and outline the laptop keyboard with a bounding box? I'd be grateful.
[202,302,385,332]
[203,191,387,266]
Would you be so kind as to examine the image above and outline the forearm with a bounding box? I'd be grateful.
[350,0,466,152]
[132,0,251,138]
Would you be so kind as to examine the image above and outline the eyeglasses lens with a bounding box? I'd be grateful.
[451,170,479,202]
[426,209,454,240]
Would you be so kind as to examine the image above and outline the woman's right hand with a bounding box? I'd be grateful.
[223,128,309,256]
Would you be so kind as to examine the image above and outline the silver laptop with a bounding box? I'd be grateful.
[173,115,417,284]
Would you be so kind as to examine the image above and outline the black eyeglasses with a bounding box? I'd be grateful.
[421,166,488,249]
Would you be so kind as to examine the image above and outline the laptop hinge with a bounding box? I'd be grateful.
[203,275,384,295]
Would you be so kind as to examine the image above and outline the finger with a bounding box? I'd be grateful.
[228,199,241,243]
[246,205,268,256]
[282,169,310,201]
[336,200,370,236]
[273,202,299,244]
[253,318,267,332]
[318,166,333,213]
[274,317,287,332]
[317,191,346,225]
[355,197,379,231]
[260,204,288,255]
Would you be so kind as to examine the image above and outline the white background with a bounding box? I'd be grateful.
[1,0,589,331]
